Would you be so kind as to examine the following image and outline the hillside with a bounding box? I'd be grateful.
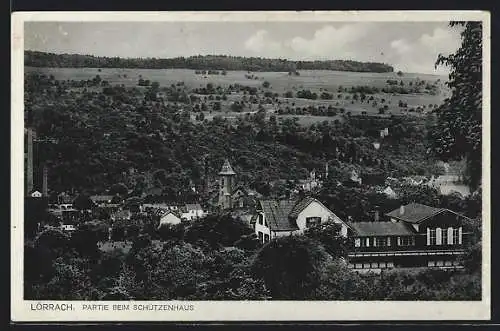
[25,51,394,73]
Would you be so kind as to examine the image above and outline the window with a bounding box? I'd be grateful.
[442,229,448,245]
[452,228,459,244]
[375,237,388,247]
[306,217,321,228]
[429,229,437,245]
[258,232,263,242]
[398,236,415,246]
[264,234,270,243]
[258,214,263,225]
[355,238,361,247]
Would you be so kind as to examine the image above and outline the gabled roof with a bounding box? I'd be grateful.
[259,199,299,231]
[160,210,182,219]
[385,203,444,224]
[350,221,416,236]
[259,197,349,232]
[219,159,236,176]
[288,196,316,219]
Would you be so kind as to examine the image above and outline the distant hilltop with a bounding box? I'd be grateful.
[24,50,394,73]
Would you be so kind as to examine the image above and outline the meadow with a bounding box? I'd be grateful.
[25,66,450,122]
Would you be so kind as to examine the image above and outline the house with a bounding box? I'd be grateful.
[49,204,80,224]
[254,197,349,244]
[231,186,262,209]
[110,209,132,222]
[90,195,115,207]
[347,203,472,271]
[350,170,362,185]
[181,203,205,221]
[381,186,398,199]
[158,211,182,228]
[402,176,427,186]
[60,223,77,233]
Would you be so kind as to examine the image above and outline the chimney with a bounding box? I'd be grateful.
[399,204,405,215]
[374,210,380,222]
[42,165,48,197]
[26,128,34,195]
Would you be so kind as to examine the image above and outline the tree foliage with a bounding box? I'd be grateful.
[25,51,394,73]
[430,22,482,190]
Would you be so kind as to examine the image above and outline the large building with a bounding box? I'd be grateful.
[218,159,236,210]
[347,203,472,271]
[254,196,349,244]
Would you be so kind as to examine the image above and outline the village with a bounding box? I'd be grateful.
[25,121,476,273]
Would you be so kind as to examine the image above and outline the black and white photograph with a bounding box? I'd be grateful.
[11,11,490,321]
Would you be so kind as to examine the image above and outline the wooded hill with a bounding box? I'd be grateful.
[25,51,394,73]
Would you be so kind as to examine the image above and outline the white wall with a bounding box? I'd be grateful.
[160,213,181,226]
[295,200,348,237]
[254,212,271,243]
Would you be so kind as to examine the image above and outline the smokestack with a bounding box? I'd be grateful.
[26,128,34,195]
[42,165,48,197]
[399,204,405,215]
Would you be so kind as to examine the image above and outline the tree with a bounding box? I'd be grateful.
[109,183,129,196]
[430,22,482,190]
[73,194,94,210]
[251,236,330,299]
[304,221,348,259]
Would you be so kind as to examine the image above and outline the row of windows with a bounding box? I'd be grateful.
[428,260,461,267]
[428,227,460,245]
[349,261,395,269]
[354,236,415,248]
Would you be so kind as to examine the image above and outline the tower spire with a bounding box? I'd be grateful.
[218,159,236,209]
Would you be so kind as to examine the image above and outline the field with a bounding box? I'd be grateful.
[25,66,450,123]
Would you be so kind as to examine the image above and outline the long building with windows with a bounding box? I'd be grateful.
[347,203,472,271]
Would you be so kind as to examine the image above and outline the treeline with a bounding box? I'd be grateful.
[25,51,394,73]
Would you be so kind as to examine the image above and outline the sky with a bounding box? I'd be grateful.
[24,21,463,75]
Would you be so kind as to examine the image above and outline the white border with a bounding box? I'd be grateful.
[11,11,491,322]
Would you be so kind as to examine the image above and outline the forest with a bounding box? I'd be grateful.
[25,51,394,73]
[25,70,445,205]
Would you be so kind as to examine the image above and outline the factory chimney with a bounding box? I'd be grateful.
[26,128,34,195]
[42,165,48,197]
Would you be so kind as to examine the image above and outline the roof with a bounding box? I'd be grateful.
[219,159,236,176]
[350,221,416,236]
[160,210,182,219]
[288,196,316,219]
[385,203,444,224]
[259,199,299,231]
[90,195,114,202]
[185,203,203,211]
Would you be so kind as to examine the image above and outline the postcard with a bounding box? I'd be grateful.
[11,10,490,322]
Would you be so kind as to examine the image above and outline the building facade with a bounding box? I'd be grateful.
[254,197,349,244]
[347,203,471,271]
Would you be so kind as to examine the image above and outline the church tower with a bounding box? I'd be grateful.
[218,159,236,209]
